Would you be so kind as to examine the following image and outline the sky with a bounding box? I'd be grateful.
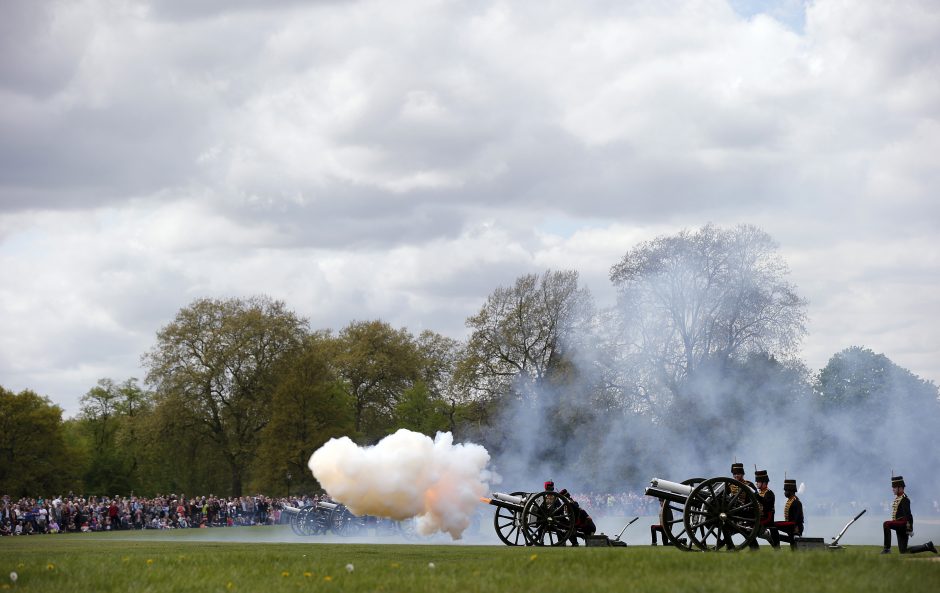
[1,0,938,418]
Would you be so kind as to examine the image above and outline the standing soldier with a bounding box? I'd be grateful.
[772,478,804,549]
[881,475,937,555]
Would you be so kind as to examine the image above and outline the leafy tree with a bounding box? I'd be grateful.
[142,296,307,495]
[333,320,422,442]
[813,346,940,489]
[608,224,807,415]
[0,386,81,496]
[252,331,354,495]
[78,378,153,494]
[394,381,451,436]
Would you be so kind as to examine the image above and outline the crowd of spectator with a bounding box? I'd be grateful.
[0,493,328,536]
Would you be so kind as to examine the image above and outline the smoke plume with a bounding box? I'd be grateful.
[308,429,492,539]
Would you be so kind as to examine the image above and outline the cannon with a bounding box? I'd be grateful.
[645,477,761,552]
[281,501,339,536]
[482,490,577,546]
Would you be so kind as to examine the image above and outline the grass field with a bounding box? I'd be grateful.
[2,531,938,593]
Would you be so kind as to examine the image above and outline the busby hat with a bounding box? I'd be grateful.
[891,476,905,488]
[731,462,745,475]
[783,479,797,493]
[754,469,769,483]
[544,480,555,491]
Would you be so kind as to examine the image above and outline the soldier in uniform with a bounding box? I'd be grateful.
[730,462,755,493]
[754,469,779,549]
[881,475,937,555]
[771,478,804,549]
[559,488,596,546]
[729,462,759,550]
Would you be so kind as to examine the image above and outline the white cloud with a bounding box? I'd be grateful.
[2,0,939,414]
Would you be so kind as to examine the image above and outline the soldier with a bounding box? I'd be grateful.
[881,476,937,555]
[754,469,779,548]
[731,462,755,493]
[559,489,596,546]
[772,478,803,550]
[729,462,759,550]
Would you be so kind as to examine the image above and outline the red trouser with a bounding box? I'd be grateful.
[883,519,909,551]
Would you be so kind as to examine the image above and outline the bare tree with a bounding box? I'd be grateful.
[459,270,593,402]
[609,224,807,411]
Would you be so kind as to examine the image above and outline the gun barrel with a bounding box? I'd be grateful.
[316,501,338,511]
[281,505,302,515]
[649,478,693,497]
[492,492,526,506]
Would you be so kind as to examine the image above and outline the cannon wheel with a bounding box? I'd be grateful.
[684,477,760,552]
[659,478,705,551]
[297,506,322,536]
[310,506,332,535]
[521,490,576,546]
[493,491,529,546]
[288,507,307,536]
[330,505,366,536]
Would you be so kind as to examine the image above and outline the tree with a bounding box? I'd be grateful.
[608,224,807,415]
[78,378,153,495]
[252,331,354,494]
[459,269,593,402]
[142,296,307,495]
[332,320,422,442]
[0,386,81,496]
[813,347,940,490]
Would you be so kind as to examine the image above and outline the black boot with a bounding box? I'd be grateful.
[905,541,938,555]
[880,548,891,554]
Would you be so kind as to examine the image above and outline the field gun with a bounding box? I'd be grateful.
[481,490,577,546]
[645,476,761,552]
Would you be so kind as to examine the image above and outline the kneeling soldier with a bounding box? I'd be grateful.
[772,478,803,549]
[882,476,937,555]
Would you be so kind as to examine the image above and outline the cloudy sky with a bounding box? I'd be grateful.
[2,0,938,417]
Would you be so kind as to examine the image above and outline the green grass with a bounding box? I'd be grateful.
[1,531,938,593]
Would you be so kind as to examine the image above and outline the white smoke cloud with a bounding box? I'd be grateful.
[308,429,492,540]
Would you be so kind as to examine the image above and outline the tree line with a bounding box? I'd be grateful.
[3,224,938,498]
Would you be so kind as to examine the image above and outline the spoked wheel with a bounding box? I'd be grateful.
[288,508,307,536]
[299,507,322,536]
[330,505,366,536]
[310,507,332,535]
[493,491,528,546]
[684,477,760,552]
[521,490,575,546]
[659,478,705,552]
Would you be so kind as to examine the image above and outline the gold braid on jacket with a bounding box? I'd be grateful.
[784,496,795,521]
[892,495,904,520]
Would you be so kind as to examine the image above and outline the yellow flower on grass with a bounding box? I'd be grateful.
[324,576,333,582]
[146,559,154,566]
[390,563,400,569]
[47,563,55,571]
[530,554,538,561]
[303,572,312,578]
[226,581,234,590]
[122,557,129,563]
[281,571,290,577]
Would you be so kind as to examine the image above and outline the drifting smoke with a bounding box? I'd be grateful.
[308,429,492,540]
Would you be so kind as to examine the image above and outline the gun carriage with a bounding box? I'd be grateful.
[645,476,761,551]
[283,502,405,538]
[482,490,579,546]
